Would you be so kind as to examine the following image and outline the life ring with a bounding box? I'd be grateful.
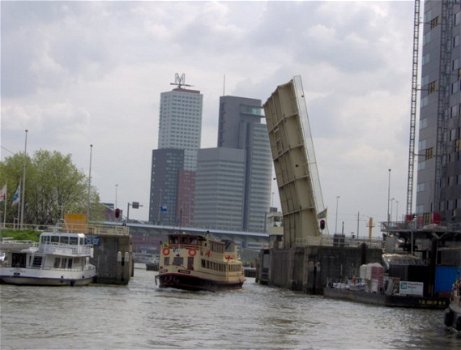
[188,248,197,257]
[162,247,170,256]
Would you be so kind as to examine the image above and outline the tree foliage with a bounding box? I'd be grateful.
[0,150,102,226]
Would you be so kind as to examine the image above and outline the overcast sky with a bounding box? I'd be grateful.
[1,1,415,237]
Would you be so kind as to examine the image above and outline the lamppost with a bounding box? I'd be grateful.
[390,197,395,223]
[87,144,93,222]
[387,169,391,227]
[396,200,399,222]
[335,195,340,234]
[20,129,28,229]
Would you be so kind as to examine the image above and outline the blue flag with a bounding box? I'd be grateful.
[12,185,20,206]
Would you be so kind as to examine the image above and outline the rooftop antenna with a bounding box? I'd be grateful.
[170,73,192,89]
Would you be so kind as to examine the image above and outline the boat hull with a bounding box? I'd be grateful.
[0,275,94,286]
[444,302,461,331]
[158,272,244,292]
[0,267,96,286]
[324,287,448,309]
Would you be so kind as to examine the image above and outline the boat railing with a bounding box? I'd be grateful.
[39,242,93,256]
[316,235,383,249]
[0,240,38,251]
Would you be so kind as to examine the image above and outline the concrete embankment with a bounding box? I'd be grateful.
[258,244,382,294]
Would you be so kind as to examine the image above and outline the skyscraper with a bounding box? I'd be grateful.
[194,148,246,230]
[416,0,461,224]
[193,96,272,232]
[149,75,203,224]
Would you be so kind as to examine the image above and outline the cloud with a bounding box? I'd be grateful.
[1,1,415,229]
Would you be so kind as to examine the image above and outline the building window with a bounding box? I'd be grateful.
[454,35,460,48]
[425,147,433,160]
[452,105,460,117]
[430,16,439,29]
[456,139,461,151]
[428,80,437,94]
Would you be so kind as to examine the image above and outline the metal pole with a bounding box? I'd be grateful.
[387,169,391,227]
[2,185,7,230]
[356,211,360,239]
[115,184,118,209]
[127,202,130,223]
[20,129,28,230]
[335,196,340,234]
[87,144,93,222]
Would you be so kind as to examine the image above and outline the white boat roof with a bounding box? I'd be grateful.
[41,232,86,238]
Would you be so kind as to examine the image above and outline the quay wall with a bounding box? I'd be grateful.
[263,244,383,294]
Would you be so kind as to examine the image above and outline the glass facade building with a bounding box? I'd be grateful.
[416,0,461,225]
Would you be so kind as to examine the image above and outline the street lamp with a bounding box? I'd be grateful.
[335,195,340,234]
[396,200,399,222]
[87,144,93,222]
[387,169,391,227]
[390,197,395,222]
[20,129,28,229]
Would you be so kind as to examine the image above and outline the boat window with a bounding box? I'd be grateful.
[164,257,170,265]
[41,235,50,244]
[60,236,69,244]
[61,258,67,268]
[69,237,78,245]
[187,257,194,270]
[211,242,224,253]
[79,237,84,245]
[68,259,72,269]
[12,253,27,268]
[54,258,61,268]
[172,256,183,266]
[51,236,59,243]
[32,256,42,267]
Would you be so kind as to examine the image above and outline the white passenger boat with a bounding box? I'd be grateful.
[157,233,245,291]
[0,232,96,286]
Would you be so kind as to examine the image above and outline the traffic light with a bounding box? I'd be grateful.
[115,208,121,219]
[319,219,325,230]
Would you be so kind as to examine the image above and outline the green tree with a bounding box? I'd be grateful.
[0,150,103,226]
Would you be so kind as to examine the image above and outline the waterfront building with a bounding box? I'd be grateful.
[193,96,272,232]
[416,0,461,225]
[148,76,203,225]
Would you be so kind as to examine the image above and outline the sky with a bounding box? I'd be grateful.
[1,1,416,237]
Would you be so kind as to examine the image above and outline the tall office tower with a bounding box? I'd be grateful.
[149,75,203,224]
[194,96,272,232]
[157,84,203,171]
[149,149,184,225]
[416,0,461,224]
[194,148,246,230]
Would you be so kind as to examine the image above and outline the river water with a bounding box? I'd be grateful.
[1,266,460,349]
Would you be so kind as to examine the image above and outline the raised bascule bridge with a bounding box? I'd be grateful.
[259,76,382,293]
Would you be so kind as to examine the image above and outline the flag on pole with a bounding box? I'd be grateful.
[12,185,20,206]
[0,185,6,202]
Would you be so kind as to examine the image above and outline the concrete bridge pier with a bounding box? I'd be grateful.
[88,231,133,285]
